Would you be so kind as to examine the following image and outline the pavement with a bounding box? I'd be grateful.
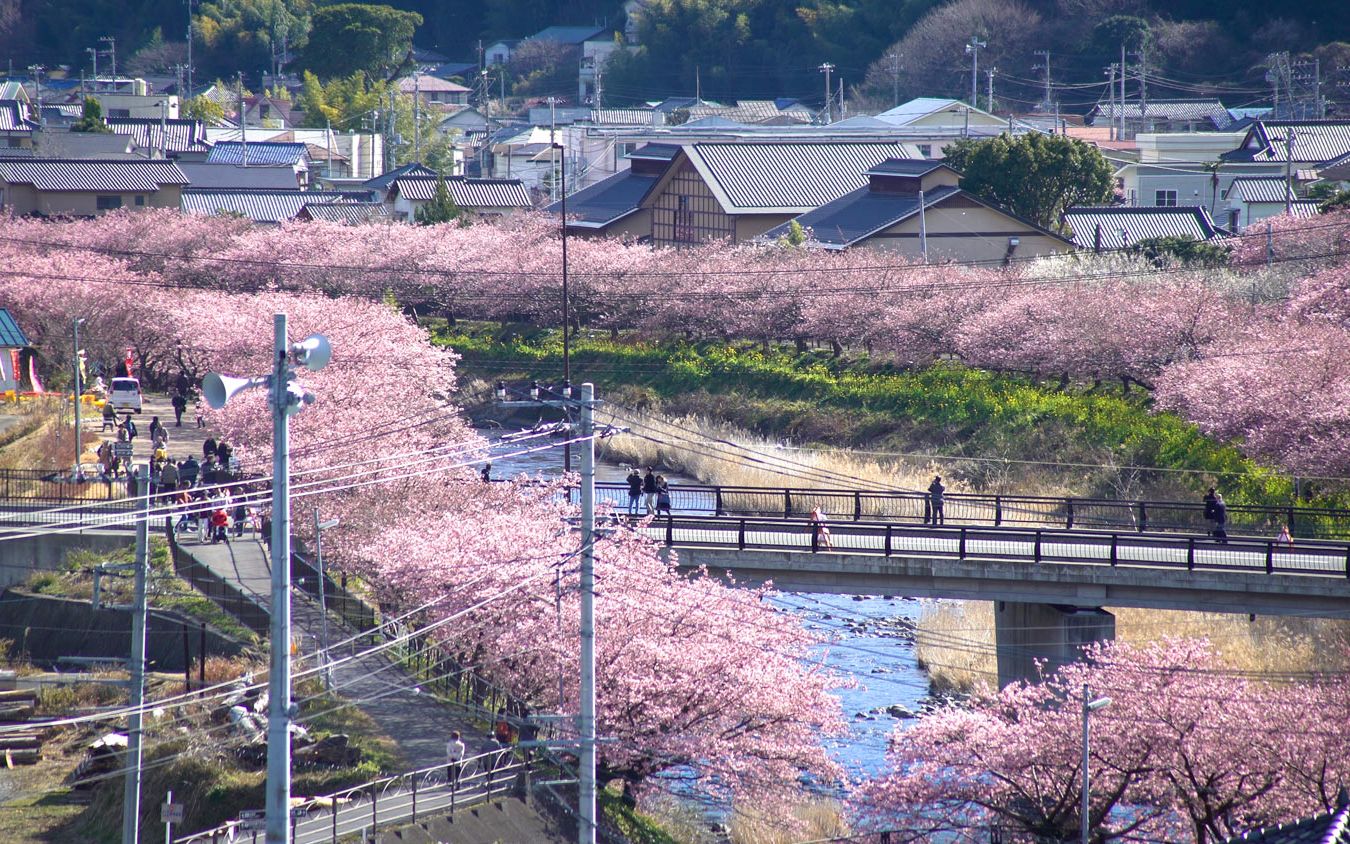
[82,392,214,474]
[180,536,503,770]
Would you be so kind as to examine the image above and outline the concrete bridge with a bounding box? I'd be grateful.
[633,511,1350,687]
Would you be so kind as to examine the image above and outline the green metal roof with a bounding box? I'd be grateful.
[0,308,31,348]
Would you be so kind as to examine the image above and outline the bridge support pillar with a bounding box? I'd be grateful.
[994,602,1115,689]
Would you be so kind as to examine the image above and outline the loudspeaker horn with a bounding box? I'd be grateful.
[292,334,332,372]
[202,373,261,410]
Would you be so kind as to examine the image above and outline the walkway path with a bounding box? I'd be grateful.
[180,536,499,769]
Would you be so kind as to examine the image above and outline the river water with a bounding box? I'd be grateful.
[485,434,931,779]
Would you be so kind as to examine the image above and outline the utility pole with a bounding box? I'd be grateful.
[1119,44,1127,141]
[1285,128,1296,216]
[1081,686,1112,844]
[238,73,247,166]
[888,52,901,107]
[1132,47,1148,126]
[312,509,338,688]
[121,466,150,844]
[818,63,834,123]
[838,77,845,119]
[578,382,597,844]
[265,314,295,844]
[71,318,85,479]
[918,188,928,263]
[1105,64,1116,140]
[986,67,996,114]
[413,71,421,162]
[1034,49,1052,112]
[101,36,116,80]
[186,0,194,97]
[86,47,99,84]
[965,37,986,108]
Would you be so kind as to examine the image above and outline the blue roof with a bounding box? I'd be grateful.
[207,141,309,167]
[0,308,29,348]
[760,185,961,249]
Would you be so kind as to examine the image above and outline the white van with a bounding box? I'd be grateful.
[109,377,142,413]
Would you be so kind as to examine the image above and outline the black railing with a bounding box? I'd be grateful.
[169,539,271,637]
[291,552,379,634]
[587,482,1350,540]
[0,467,129,502]
[649,515,1350,579]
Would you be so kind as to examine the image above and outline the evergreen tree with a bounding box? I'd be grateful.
[414,176,467,226]
[70,97,111,133]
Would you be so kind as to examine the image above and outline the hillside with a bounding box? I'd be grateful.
[5,0,1349,113]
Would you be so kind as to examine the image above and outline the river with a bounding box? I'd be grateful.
[485,434,931,779]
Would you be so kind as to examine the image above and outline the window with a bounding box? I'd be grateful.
[96,195,123,211]
[1154,190,1178,207]
[917,144,933,158]
[107,108,130,118]
[134,195,145,206]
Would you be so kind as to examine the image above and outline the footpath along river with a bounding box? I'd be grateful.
[485,435,932,778]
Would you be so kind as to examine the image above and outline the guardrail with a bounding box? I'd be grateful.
[587,482,1350,540]
[292,552,379,635]
[0,467,128,502]
[176,749,524,843]
[651,514,1350,579]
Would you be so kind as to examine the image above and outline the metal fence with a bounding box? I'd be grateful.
[0,467,128,502]
[170,540,271,637]
[291,553,379,635]
[650,515,1350,579]
[589,482,1350,540]
[176,749,525,843]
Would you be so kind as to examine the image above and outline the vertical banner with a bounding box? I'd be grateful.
[7,350,18,391]
[124,349,135,379]
[27,354,43,393]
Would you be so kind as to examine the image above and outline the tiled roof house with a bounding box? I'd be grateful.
[0,159,188,216]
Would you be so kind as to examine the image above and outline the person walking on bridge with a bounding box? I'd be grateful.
[1212,493,1228,543]
[626,467,643,516]
[927,475,946,525]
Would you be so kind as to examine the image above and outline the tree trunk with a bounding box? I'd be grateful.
[830,339,843,358]
[795,336,808,353]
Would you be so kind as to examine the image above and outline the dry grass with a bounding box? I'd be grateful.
[914,600,1350,692]
[727,797,851,844]
[599,408,950,497]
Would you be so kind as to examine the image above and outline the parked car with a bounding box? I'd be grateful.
[108,377,142,413]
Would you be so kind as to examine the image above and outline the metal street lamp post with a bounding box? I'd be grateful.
[1081,685,1112,844]
[72,317,86,479]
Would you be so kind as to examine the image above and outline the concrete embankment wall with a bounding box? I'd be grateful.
[0,589,244,671]
[0,531,132,589]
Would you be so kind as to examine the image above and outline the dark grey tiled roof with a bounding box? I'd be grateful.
[1224,796,1350,843]
[1229,177,1294,203]
[628,143,680,162]
[867,159,951,177]
[178,163,299,190]
[544,169,660,226]
[0,308,30,348]
[392,176,531,208]
[299,202,390,224]
[0,159,188,191]
[760,184,960,248]
[181,189,373,223]
[688,141,921,211]
[1224,121,1350,165]
[1062,205,1224,247]
[207,141,310,166]
[106,118,209,154]
[364,162,438,192]
[1093,99,1230,128]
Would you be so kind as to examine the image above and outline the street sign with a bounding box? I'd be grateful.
[114,442,134,460]
[161,802,184,824]
[238,809,266,831]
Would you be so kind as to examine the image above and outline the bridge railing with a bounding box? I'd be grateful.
[650,515,1350,579]
[586,483,1350,540]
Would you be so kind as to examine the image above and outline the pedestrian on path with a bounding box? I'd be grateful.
[120,413,138,442]
[203,437,217,461]
[179,455,199,487]
[446,730,465,788]
[626,467,643,515]
[1212,493,1228,543]
[642,468,658,515]
[149,416,167,447]
[210,505,229,544]
[101,402,117,432]
[810,506,833,550]
[171,392,187,427]
[1276,523,1293,549]
[927,475,946,526]
[1203,487,1219,523]
[655,477,672,516]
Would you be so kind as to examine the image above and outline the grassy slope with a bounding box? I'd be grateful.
[436,324,1301,507]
